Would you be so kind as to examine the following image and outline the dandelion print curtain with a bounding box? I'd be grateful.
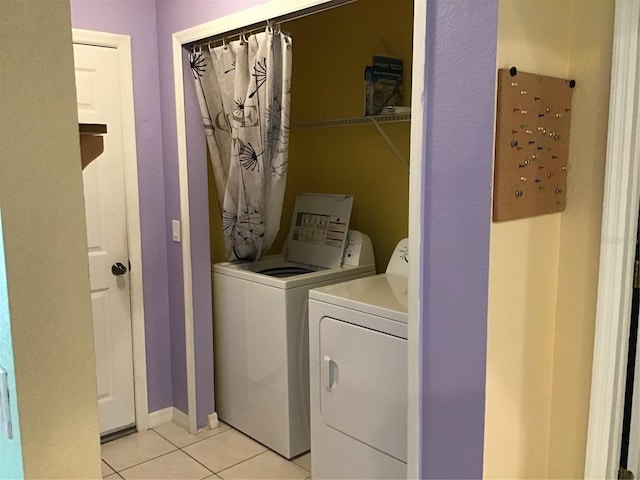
[190,28,292,261]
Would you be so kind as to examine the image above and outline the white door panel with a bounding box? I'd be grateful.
[74,43,135,435]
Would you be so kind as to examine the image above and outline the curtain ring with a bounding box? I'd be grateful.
[222,37,228,51]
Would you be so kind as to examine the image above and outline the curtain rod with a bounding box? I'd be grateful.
[188,0,357,50]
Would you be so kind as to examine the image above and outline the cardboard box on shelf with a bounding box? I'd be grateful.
[364,56,403,115]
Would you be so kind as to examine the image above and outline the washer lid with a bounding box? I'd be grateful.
[285,193,353,269]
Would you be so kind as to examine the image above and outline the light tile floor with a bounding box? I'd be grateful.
[101,422,311,480]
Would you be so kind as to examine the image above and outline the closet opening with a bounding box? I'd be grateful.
[172,0,424,476]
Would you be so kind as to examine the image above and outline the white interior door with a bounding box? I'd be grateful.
[74,43,135,436]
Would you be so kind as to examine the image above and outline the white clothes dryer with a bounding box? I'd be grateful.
[308,238,409,479]
[212,193,376,459]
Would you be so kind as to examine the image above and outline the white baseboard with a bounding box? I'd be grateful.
[172,407,190,431]
[147,407,217,432]
[208,412,219,429]
[147,407,173,429]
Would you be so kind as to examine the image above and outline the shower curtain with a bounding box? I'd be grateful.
[190,28,292,261]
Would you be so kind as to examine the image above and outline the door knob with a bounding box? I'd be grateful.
[111,262,127,276]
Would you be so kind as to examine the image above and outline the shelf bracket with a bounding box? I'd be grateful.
[370,118,409,173]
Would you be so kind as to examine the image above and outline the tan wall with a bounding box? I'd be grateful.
[0,0,102,478]
[548,1,614,476]
[209,0,413,272]
[485,1,614,478]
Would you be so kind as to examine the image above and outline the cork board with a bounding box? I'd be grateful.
[493,68,574,222]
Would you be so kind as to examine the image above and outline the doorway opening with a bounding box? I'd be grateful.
[619,208,640,478]
[584,2,640,476]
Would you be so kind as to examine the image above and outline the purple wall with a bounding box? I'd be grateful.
[70,0,174,414]
[155,0,267,425]
[418,1,497,478]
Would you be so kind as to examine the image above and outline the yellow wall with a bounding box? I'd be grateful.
[485,1,614,478]
[0,0,102,478]
[209,0,413,272]
[549,1,614,475]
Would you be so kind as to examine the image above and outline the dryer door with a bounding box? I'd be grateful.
[319,316,407,462]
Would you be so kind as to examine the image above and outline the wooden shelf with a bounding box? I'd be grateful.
[79,123,107,135]
[79,123,107,169]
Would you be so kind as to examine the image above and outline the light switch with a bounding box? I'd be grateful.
[172,220,181,243]
[0,366,13,439]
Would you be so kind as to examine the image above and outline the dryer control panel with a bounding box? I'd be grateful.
[342,230,375,267]
[386,238,409,277]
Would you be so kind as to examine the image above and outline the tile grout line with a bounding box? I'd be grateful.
[150,427,184,449]
[155,426,247,476]
[102,458,118,475]
[294,463,311,473]
[212,449,271,476]
[102,425,309,479]
[170,426,270,476]
[200,472,220,480]
[111,448,180,475]
[152,425,230,449]
[102,429,184,474]
[175,444,217,476]
[105,430,181,474]
[174,430,310,478]
[102,427,226,476]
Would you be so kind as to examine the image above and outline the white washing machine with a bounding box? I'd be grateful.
[213,193,376,459]
[309,238,409,479]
